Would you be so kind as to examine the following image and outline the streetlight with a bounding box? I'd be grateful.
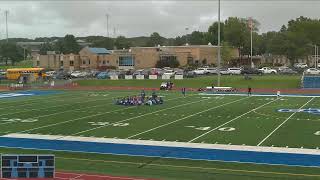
[185,27,189,45]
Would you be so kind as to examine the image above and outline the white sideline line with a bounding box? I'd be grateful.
[0,92,89,108]
[189,98,280,143]
[0,96,118,125]
[66,97,210,137]
[127,97,249,139]
[19,95,193,134]
[257,97,315,146]
[199,93,320,98]
[0,94,114,117]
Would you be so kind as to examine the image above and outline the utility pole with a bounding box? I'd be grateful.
[185,27,189,45]
[106,13,109,38]
[217,0,221,87]
[315,45,317,68]
[5,10,9,43]
[249,17,253,68]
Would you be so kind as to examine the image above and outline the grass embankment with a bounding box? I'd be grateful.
[76,75,302,89]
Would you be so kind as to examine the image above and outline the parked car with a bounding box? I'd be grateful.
[294,63,308,69]
[220,68,230,75]
[163,69,176,77]
[279,68,298,74]
[193,68,207,75]
[228,68,241,75]
[45,71,56,77]
[97,72,109,79]
[55,71,72,80]
[185,71,196,78]
[241,67,263,75]
[206,68,217,74]
[71,71,86,78]
[305,68,320,75]
[259,67,277,74]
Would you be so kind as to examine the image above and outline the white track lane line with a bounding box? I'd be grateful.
[127,97,249,139]
[257,97,315,146]
[188,98,280,143]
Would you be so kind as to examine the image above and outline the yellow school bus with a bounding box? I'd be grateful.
[6,68,45,80]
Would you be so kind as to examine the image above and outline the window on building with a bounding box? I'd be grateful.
[70,61,74,66]
[107,60,109,64]
[83,60,86,65]
[118,56,134,66]
[88,60,91,64]
[187,57,193,65]
[102,60,106,65]
[160,55,177,61]
[36,61,40,66]
[60,61,63,66]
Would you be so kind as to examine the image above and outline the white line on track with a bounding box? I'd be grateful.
[65,97,210,137]
[19,95,194,134]
[257,97,315,146]
[127,97,249,139]
[188,98,280,143]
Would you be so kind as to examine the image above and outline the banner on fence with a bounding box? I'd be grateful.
[175,75,184,79]
[125,75,133,80]
[149,75,158,80]
[162,75,171,80]
[136,75,145,80]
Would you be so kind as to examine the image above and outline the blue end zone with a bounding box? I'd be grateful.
[0,137,320,167]
[0,90,61,99]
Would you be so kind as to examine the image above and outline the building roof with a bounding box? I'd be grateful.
[88,47,111,55]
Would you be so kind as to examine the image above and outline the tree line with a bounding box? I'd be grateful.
[0,16,319,66]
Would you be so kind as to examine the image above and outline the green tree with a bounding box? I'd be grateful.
[205,22,224,45]
[114,36,132,49]
[146,32,164,47]
[39,42,54,55]
[0,43,24,65]
[92,37,114,50]
[189,31,206,45]
[62,34,80,54]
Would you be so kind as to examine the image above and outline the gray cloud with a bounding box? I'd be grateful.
[0,0,319,39]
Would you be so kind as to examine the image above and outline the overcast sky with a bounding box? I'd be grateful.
[0,0,319,39]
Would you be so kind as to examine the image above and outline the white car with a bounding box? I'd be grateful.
[163,70,176,77]
[193,68,207,75]
[228,68,241,75]
[219,68,230,75]
[305,68,320,75]
[45,71,56,77]
[294,63,308,69]
[71,71,85,78]
[259,67,277,74]
[206,68,217,74]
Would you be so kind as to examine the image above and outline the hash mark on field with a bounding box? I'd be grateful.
[257,97,315,146]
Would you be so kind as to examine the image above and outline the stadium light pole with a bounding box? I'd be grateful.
[5,10,9,43]
[217,0,221,87]
[106,13,109,38]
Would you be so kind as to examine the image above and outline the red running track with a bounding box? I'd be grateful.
[0,171,154,180]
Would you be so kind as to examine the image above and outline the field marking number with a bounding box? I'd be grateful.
[88,122,129,127]
[185,126,211,131]
[218,127,236,132]
[1,118,38,123]
[314,131,320,136]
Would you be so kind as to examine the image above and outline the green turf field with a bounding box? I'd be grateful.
[0,90,320,179]
[76,75,301,89]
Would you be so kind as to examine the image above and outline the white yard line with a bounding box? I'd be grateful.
[127,97,249,139]
[188,98,280,143]
[19,95,192,134]
[0,97,117,125]
[65,97,210,137]
[0,95,114,117]
[257,97,315,146]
